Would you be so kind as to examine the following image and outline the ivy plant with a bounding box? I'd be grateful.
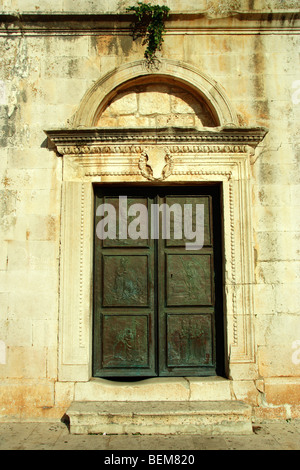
[126,2,170,64]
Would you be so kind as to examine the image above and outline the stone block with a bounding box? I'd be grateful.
[75,378,191,402]
[46,347,58,380]
[75,377,235,403]
[54,381,74,406]
[162,33,185,53]
[13,189,61,217]
[41,56,100,80]
[255,162,300,186]
[44,36,89,58]
[62,0,119,13]
[0,147,8,171]
[290,185,300,206]
[0,241,8,271]
[96,116,119,127]
[1,269,58,298]
[104,92,138,115]
[117,115,151,128]
[0,318,33,348]
[7,148,58,170]
[275,282,300,314]
[291,405,300,419]
[156,113,195,127]
[67,401,253,435]
[189,377,232,401]
[253,284,277,314]
[254,184,291,208]
[255,260,300,285]
[255,232,299,262]
[18,104,72,132]
[228,363,259,381]
[255,315,276,346]
[7,240,58,270]
[9,215,59,242]
[32,320,58,348]
[264,378,300,406]
[231,380,260,406]
[258,345,299,378]
[8,289,58,320]
[0,293,9,318]
[171,92,200,114]
[1,168,60,191]
[12,0,63,10]
[28,78,87,108]
[99,55,118,75]
[0,379,56,419]
[5,346,48,379]
[255,312,300,372]
[254,405,288,420]
[254,205,293,233]
[139,91,171,115]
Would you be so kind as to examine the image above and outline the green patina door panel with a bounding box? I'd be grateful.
[93,186,224,378]
[93,190,157,377]
[157,194,216,376]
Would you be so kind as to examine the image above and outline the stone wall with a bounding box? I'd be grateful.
[0,5,299,420]
[2,0,300,13]
[97,83,216,128]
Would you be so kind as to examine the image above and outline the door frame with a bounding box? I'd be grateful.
[45,126,267,383]
[92,185,225,379]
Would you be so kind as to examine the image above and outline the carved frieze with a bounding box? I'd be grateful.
[45,127,267,183]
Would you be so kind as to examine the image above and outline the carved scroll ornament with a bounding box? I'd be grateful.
[138,147,174,181]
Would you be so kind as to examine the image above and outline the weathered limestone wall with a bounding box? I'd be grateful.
[1,0,300,13]
[0,4,299,420]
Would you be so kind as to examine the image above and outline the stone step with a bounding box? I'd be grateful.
[67,401,253,435]
[74,377,233,402]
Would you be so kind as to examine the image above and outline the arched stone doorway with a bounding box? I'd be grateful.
[46,60,267,395]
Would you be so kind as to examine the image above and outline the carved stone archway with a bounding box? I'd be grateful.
[46,126,267,383]
[72,59,239,128]
[45,61,268,398]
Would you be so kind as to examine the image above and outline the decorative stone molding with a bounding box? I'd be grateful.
[1,11,299,37]
[71,60,240,128]
[46,126,267,382]
[47,126,265,154]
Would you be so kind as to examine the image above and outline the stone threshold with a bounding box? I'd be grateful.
[74,376,233,403]
[67,400,253,435]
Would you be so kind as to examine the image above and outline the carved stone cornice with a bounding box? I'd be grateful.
[45,126,268,157]
[1,11,299,36]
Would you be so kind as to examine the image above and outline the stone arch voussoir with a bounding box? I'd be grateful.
[72,59,239,128]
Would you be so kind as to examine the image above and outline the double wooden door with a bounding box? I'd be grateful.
[93,186,224,378]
